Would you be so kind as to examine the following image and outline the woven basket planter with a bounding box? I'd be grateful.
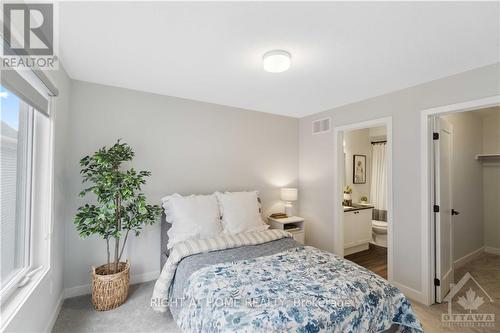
[92,261,130,311]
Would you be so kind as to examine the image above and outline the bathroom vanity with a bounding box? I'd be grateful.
[343,204,374,255]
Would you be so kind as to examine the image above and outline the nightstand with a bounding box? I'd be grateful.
[268,216,305,244]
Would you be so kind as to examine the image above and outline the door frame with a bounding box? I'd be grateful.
[420,95,500,305]
[333,116,393,282]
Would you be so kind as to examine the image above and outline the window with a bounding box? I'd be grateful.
[0,86,35,298]
[0,64,56,329]
[0,68,53,311]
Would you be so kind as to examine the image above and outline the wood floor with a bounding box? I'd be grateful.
[345,243,387,279]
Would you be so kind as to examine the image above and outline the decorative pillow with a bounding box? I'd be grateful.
[215,191,269,235]
[162,193,222,249]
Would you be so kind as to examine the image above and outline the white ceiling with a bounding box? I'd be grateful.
[59,2,499,118]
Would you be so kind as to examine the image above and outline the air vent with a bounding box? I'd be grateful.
[312,117,331,134]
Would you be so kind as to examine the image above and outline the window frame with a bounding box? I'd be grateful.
[0,103,36,302]
[0,60,57,331]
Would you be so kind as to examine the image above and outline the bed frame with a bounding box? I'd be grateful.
[160,212,171,269]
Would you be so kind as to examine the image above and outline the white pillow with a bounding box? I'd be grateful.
[162,193,222,249]
[215,191,269,235]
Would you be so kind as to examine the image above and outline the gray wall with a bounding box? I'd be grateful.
[6,67,73,332]
[63,80,299,291]
[299,63,500,299]
[442,112,484,261]
[482,110,500,250]
[343,128,371,203]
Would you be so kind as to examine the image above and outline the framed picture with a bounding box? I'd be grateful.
[353,155,366,184]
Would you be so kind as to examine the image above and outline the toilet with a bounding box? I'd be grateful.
[371,220,388,247]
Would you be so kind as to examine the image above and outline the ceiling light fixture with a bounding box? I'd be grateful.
[263,50,291,73]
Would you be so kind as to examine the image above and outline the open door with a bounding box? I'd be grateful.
[434,117,454,303]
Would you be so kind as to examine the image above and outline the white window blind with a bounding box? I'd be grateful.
[1,70,49,116]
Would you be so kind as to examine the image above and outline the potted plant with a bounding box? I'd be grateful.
[74,140,162,311]
[343,185,353,206]
[360,195,368,204]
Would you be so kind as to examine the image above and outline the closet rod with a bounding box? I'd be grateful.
[371,140,387,144]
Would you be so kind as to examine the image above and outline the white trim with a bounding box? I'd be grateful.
[0,268,48,331]
[392,281,425,303]
[454,247,484,269]
[62,284,90,300]
[46,97,56,241]
[484,246,500,256]
[63,270,160,299]
[344,243,369,256]
[332,117,394,282]
[1,107,36,303]
[420,94,500,306]
[44,293,63,333]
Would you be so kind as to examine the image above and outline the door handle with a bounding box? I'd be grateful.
[451,209,460,216]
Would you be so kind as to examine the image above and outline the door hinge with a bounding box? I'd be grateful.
[434,278,441,286]
[433,205,440,213]
[433,132,439,140]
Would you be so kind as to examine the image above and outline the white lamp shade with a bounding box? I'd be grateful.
[281,188,298,201]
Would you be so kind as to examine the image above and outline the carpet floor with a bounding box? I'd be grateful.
[52,281,181,333]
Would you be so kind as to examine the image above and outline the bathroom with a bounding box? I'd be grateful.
[342,125,389,279]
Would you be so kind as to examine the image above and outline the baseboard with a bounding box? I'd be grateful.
[63,284,91,299]
[484,246,500,256]
[454,247,484,269]
[44,293,63,333]
[130,270,160,284]
[63,270,160,299]
[391,281,426,305]
[344,243,369,256]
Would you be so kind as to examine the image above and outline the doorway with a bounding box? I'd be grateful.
[333,117,393,282]
[421,96,500,305]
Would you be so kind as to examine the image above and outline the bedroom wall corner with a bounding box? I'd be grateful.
[482,110,500,251]
[62,80,299,293]
[298,62,500,304]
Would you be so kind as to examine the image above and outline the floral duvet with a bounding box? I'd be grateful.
[174,245,423,333]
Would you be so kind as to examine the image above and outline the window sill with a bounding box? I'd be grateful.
[0,267,49,331]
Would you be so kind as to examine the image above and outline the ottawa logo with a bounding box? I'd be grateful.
[441,272,495,328]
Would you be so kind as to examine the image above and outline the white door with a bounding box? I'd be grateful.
[434,117,454,303]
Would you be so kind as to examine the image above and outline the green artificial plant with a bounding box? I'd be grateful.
[74,140,162,273]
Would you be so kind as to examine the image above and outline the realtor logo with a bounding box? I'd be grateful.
[1,2,58,70]
[3,3,53,55]
[441,272,495,328]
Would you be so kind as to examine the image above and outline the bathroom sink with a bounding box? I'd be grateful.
[343,204,374,212]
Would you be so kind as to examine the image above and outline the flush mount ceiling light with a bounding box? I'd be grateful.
[262,50,291,73]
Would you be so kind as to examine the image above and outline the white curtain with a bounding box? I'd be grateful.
[370,143,387,210]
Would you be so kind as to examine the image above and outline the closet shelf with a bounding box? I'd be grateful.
[475,153,500,161]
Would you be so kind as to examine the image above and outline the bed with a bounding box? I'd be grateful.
[152,216,423,333]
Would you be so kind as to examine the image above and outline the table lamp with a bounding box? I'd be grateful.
[281,188,298,217]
